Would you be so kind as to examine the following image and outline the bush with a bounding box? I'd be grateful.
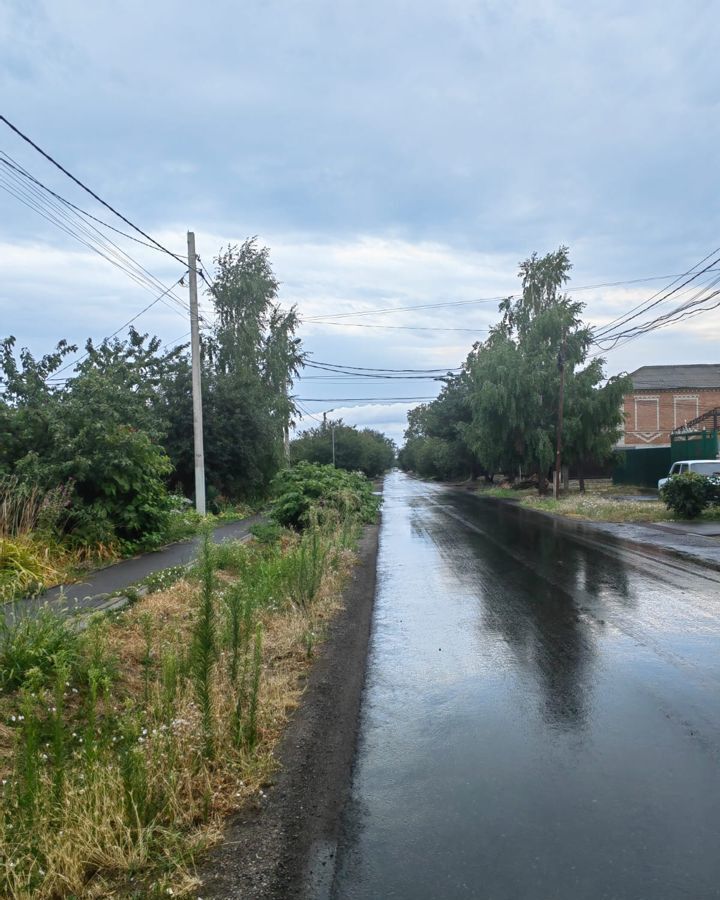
[660,472,714,519]
[270,462,380,530]
[0,607,80,691]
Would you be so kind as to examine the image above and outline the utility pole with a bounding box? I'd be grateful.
[553,331,567,500]
[323,410,336,466]
[187,231,206,516]
[282,378,290,461]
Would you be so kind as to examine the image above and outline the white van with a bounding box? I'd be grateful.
[658,459,720,490]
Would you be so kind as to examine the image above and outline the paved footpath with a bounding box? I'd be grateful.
[6,514,264,624]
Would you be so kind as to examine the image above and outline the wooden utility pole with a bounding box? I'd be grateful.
[553,332,567,500]
[187,231,206,516]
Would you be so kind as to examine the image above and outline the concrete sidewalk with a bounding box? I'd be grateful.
[6,514,264,624]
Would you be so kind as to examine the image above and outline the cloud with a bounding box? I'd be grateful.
[2,0,720,448]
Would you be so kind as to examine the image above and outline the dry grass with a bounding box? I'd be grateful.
[520,493,672,522]
[0,527,358,898]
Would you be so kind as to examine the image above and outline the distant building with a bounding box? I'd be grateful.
[620,364,720,448]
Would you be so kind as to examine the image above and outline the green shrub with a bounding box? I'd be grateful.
[270,462,379,530]
[660,472,713,519]
[249,522,283,545]
[0,607,80,691]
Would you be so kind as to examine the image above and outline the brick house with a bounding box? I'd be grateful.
[620,364,720,447]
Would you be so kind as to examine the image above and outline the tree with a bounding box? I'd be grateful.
[402,247,629,493]
[164,239,305,503]
[290,420,395,477]
[398,375,485,480]
[0,330,179,544]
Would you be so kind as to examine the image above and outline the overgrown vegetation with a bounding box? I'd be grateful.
[0,466,378,897]
[0,239,302,600]
[479,480,720,524]
[290,420,395,477]
[660,472,720,519]
[399,248,630,492]
[270,462,381,530]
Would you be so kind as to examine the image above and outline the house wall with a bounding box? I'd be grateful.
[621,388,720,446]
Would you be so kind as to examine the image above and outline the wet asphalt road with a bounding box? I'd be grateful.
[330,471,720,900]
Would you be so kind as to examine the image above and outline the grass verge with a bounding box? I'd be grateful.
[475,483,720,523]
[0,514,362,898]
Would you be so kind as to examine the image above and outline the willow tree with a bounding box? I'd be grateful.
[464,247,627,492]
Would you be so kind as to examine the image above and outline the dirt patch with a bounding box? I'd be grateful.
[198,519,380,899]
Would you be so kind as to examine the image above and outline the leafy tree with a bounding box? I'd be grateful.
[1,330,179,545]
[401,247,629,493]
[166,239,305,503]
[398,374,486,481]
[290,420,395,477]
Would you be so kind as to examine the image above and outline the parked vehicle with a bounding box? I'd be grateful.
[658,459,720,489]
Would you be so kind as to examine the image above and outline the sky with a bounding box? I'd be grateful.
[2,0,720,444]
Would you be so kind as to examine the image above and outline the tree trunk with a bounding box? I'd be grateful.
[578,464,586,493]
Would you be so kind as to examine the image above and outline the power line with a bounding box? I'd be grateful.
[593,269,720,351]
[0,152,178,254]
[50,274,189,378]
[296,396,437,402]
[592,251,720,340]
[0,154,215,335]
[308,360,460,373]
[0,164,194,322]
[300,272,711,324]
[0,115,187,266]
[303,321,487,333]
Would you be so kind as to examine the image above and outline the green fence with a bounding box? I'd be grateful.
[671,430,719,462]
[613,446,672,488]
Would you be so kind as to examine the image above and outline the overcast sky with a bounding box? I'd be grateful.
[2,0,719,443]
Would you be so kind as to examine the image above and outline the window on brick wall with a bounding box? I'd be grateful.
[634,397,659,432]
[673,395,699,428]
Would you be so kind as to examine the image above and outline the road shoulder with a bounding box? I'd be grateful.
[469,491,720,572]
[199,518,380,899]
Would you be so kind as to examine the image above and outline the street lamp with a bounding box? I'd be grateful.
[322,409,337,466]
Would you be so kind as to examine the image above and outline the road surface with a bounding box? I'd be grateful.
[331,471,720,900]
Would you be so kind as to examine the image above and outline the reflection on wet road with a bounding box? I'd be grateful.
[330,472,720,900]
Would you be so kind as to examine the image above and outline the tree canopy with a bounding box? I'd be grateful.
[290,420,395,478]
[1,238,304,546]
[399,247,630,491]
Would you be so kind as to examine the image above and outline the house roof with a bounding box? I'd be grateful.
[630,364,720,390]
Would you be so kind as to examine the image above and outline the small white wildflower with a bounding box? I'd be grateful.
[18,715,24,722]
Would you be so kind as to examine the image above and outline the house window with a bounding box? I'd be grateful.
[634,396,659,432]
[673,395,699,428]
